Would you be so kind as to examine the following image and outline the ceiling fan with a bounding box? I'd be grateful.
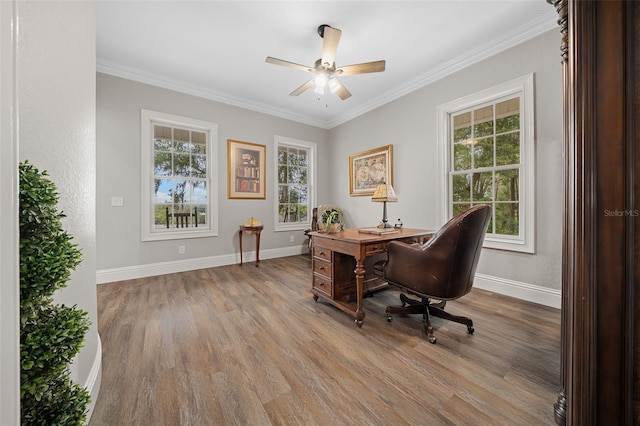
[265,24,386,100]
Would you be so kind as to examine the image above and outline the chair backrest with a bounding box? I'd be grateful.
[422,204,491,299]
[384,205,490,300]
[166,207,198,228]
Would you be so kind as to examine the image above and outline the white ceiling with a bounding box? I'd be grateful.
[97,1,558,129]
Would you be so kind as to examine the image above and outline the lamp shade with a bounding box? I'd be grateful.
[371,183,397,202]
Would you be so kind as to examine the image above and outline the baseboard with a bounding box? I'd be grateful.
[474,273,561,309]
[97,246,306,284]
[84,335,102,423]
[97,249,560,309]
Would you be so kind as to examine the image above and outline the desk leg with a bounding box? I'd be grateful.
[354,256,366,327]
[239,229,243,265]
[255,230,261,267]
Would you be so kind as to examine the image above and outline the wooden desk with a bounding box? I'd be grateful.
[239,225,263,266]
[309,227,433,327]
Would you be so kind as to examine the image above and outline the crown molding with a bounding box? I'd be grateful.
[96,60,330,128]
[97,10,558,130]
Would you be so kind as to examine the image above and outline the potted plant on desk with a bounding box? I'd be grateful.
[320,207,343,233]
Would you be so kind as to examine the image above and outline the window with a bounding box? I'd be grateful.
[141,109,218,241]
[437,74,534,253]
[274,135,316,231]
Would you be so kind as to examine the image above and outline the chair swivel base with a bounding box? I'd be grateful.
[385,294,474,344]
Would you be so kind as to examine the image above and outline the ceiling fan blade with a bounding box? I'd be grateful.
[333,82,351,100]
[336,60,386,76]
[289,79,314,96]
[321,26,341,68]
[265,57,313,73]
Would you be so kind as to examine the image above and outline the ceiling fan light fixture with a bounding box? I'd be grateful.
[328,78,341,93]
[314,74,328,94]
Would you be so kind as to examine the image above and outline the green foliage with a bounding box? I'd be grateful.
[19,161,91,425]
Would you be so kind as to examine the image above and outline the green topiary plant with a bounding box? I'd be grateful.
[19,160,91,425]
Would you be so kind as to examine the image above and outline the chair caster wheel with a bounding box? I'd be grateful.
[467,325,474,334]
[428,335,437,344]
[386,314,393,323]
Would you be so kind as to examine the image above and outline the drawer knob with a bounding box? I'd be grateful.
[319,251,325,256]
[319,266,325,271]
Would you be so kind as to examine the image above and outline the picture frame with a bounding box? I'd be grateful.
[227,139,266,199]
[349,144,393,196]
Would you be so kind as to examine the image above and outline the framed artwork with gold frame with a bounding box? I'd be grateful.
[349,144,393,196]
[227,139,266,199]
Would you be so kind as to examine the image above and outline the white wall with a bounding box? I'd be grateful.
[96,73,329,274]
[329,29,563,296]
[0,1,19,423]
[17,0,101,417]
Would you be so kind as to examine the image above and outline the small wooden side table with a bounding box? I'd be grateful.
[238,225,263,266]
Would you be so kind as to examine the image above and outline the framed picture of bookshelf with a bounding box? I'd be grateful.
[227,139,266,199]
[349,144,393,196]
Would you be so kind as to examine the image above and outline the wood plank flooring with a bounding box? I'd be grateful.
[90,255,561,426]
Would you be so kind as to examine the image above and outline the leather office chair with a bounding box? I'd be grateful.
[374,205,491,343]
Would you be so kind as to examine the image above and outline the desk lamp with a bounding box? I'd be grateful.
[371,182,397,228]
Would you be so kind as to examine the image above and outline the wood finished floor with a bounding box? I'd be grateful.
[90,255,561,426]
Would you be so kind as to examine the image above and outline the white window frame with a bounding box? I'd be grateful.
[437,74,535,253]
[141,109,218,241]
[273,135,316,232]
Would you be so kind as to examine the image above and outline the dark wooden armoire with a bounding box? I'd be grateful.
[547,0,639,424]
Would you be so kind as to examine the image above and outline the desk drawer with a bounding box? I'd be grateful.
[364,242,387,256]
[313,246,332,262]
[313,259,332,278]
[312,274,332,297]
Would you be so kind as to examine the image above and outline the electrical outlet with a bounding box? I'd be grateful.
[290,235,295,243]
[111,196,124,207]
[178,245,186,254]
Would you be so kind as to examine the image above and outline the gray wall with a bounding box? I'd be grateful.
[97,29,562,296]
[97,73,329,270]
[17,0,101,415]
[329,29,563,291]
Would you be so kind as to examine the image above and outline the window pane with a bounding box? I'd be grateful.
[453,112,471,143]
[193,142,206,155]
[297,186,308,203]
[174,140,192,153]
[278,185,288,203]
[278,149,287,165]
[473,105,494,137]
[173,154,190,177]
[452,174,471,202]
[172,180,190,204]
[472,172,492,201]
[195,204,207,225]
[193,155,207,178]
[192,181,207,205]
[496,98,520,133]
[453,143,471,171]
[299,205,308,222]
[154,204,167,227]
[154,151,172,176]
[495,169,519,201]
[495,203,519,235]
[154,138,172,152]
[154,179,172,204]
[297,150,308,168]
[289,166,302,184]
[174,128,189,142]
[474,137,493,168]
[496,132,520,166]
[278,165,287,183]
[289,187,300,203]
